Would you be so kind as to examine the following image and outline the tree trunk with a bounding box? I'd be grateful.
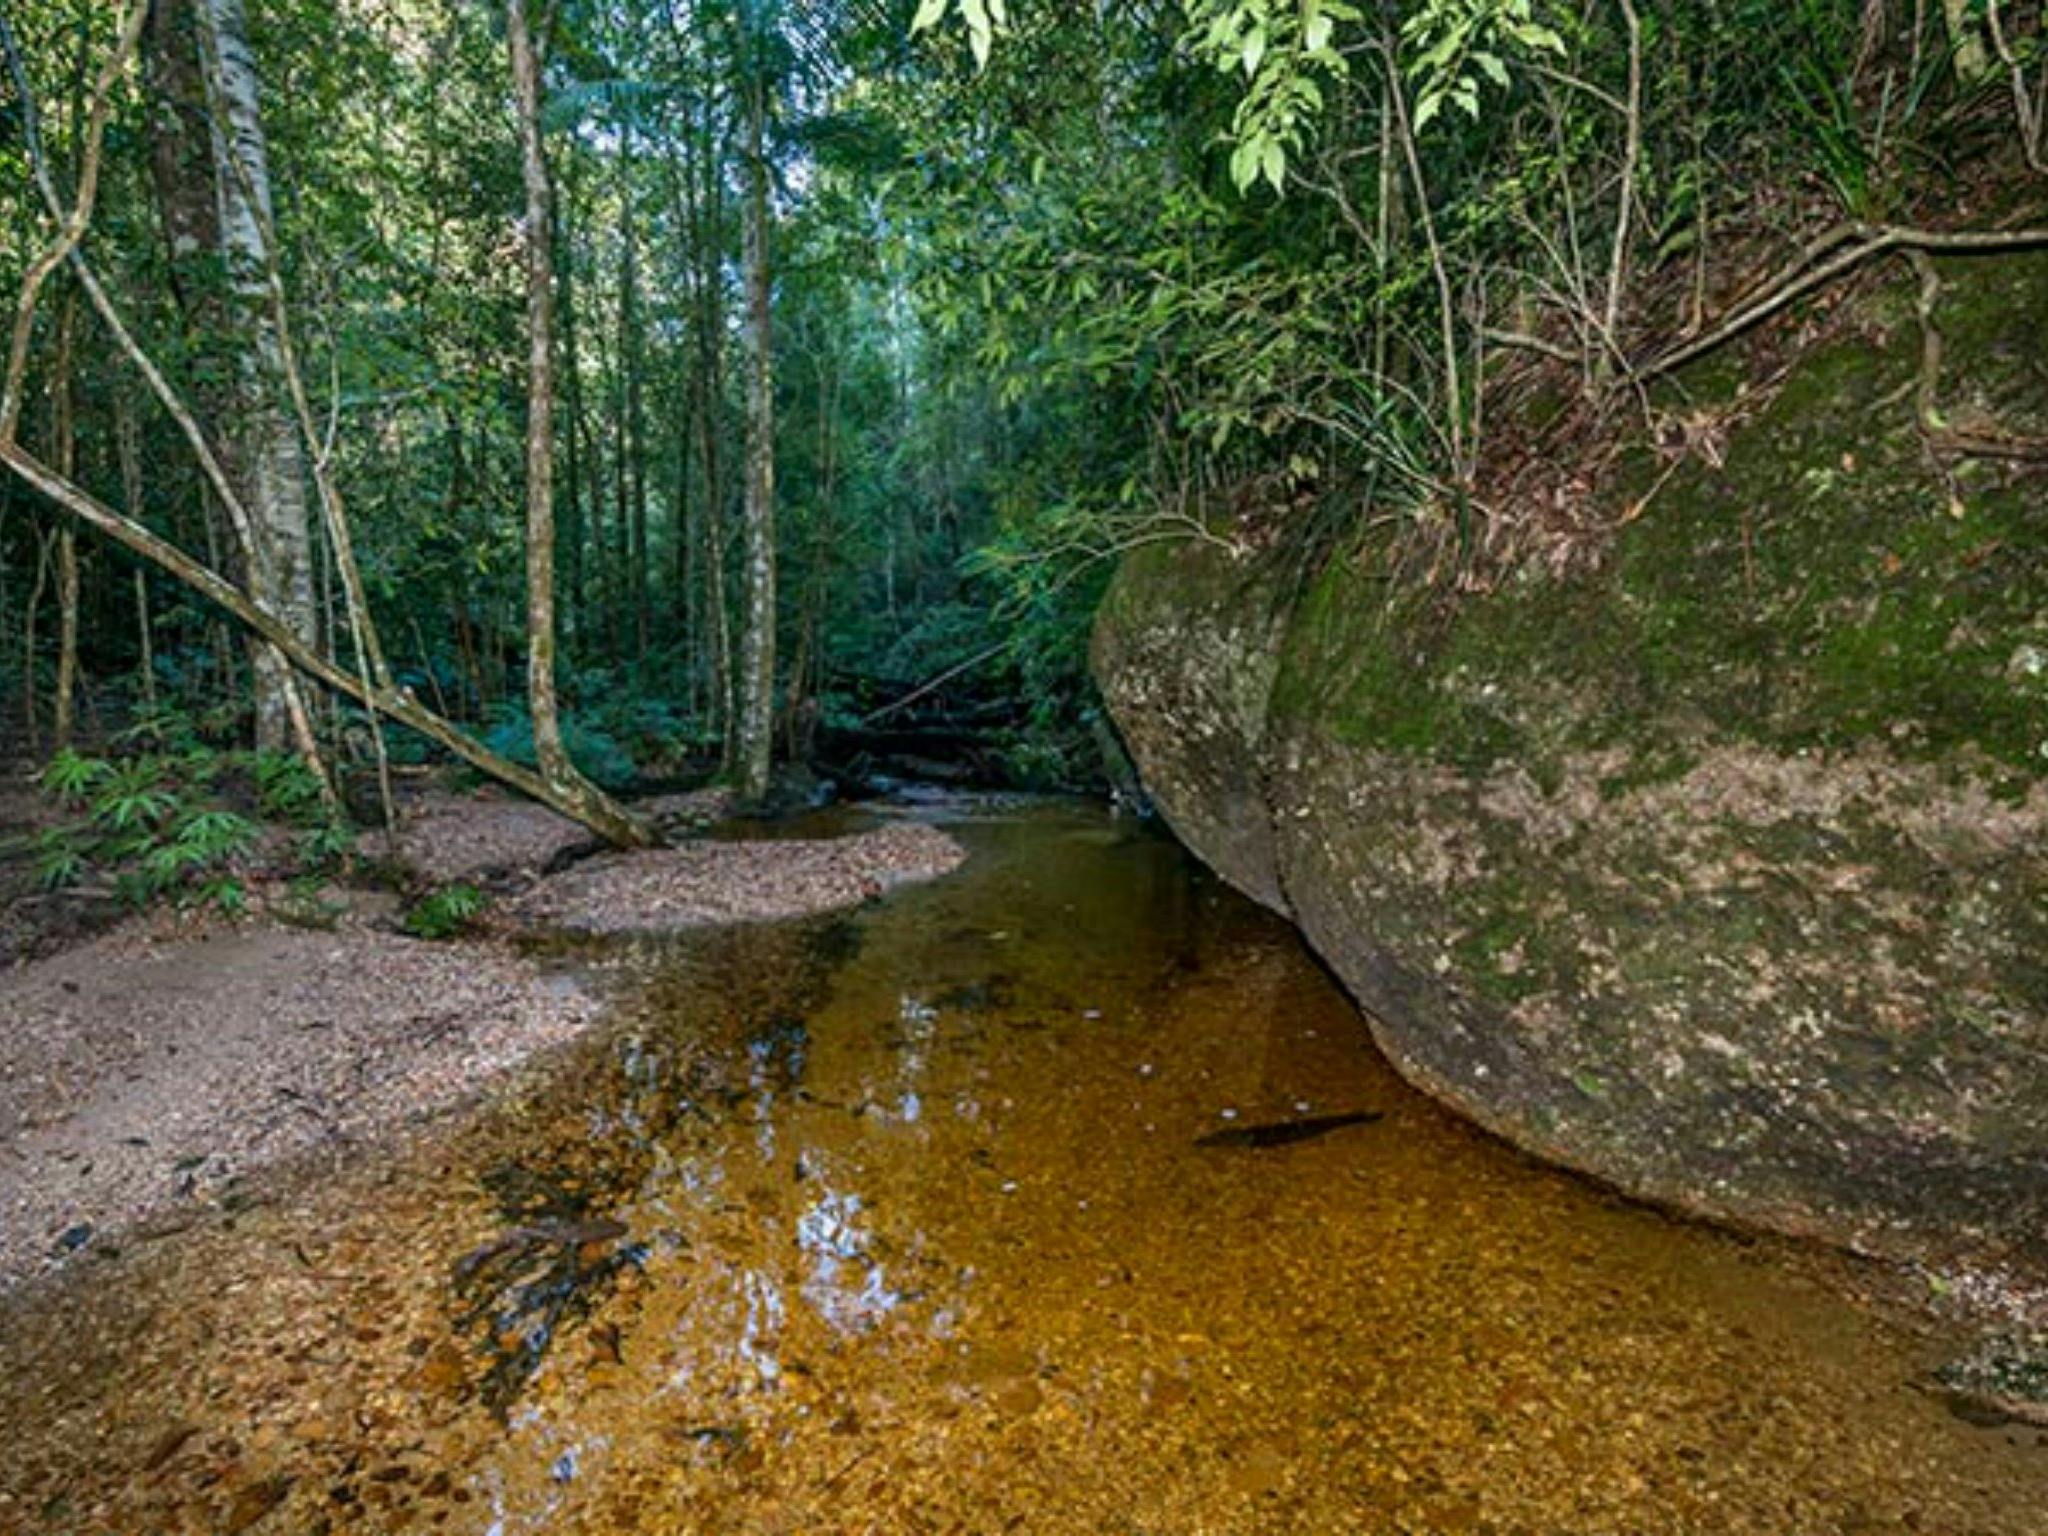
[22,528,47,753]
[144,0,221,323]
[692,113,735,758]
[194,0,318,752]
[115,386,157,717]
[143,0,240,704]
[555,160,587,639]
[50,289,79,752]
[785,354,837,761]
[506,0,653,843]
[7,0,646,842]
[619,124,650,659]
[1,435,651,845]
[735,75,777,802]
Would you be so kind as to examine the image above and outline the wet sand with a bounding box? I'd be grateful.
[0,809,961,1291]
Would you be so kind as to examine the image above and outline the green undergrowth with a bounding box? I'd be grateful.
[403,882,489,940]
[34,732,355,913]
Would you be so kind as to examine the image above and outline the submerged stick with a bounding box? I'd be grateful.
[1195,1110,1385,1150]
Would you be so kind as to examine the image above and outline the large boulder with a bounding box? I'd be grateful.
[1094,256,2048,1272]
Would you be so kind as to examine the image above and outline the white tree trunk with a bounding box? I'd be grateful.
[197,0,315,752]
[736,79,777,803]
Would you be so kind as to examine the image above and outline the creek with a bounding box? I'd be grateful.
[1,796,2041,1533]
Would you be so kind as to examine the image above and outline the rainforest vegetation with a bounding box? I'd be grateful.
[4,8,2048,1522]
[0,0,2042,857]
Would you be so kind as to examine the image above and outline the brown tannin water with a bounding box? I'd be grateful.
[2,798,2042,1534]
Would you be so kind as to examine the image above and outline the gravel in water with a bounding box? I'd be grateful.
[2,802,2044,1534]
[0,916,602,1289]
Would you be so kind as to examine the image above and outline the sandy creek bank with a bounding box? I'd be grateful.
[0,785,964,1289]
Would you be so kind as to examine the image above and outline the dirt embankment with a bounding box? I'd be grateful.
[0,787,966,1290]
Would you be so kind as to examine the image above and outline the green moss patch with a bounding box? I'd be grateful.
[1272,265,2048,778]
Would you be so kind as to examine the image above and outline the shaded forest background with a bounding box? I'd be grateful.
[0,0,2040,841]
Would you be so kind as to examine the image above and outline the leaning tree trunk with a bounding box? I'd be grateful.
[735,74,777,803]
[192,0,318,754]
[506,0,653,845]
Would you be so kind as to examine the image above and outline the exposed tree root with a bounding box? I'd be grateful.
[1633,221,2048,384]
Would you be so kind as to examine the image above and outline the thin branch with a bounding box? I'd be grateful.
[856,643,1008,728]
[1599,0,1643,381]
[1633,223,2048,381]
[0,439,631,820]
[0,6,650,846]
[0,0,149,444]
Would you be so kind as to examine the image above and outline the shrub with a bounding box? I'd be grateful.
[403,882,488,940]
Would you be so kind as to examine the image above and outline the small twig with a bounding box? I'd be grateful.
[1908,246,2048,462]
[1481,327,1579,365]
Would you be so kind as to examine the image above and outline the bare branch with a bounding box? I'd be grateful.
[1633,223,2048,382]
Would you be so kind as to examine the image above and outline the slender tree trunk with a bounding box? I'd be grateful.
[22,528,47,753]
[50,290,79,752]
[698,349,732,749]
[692,115,734,757]
[509,0,571,784]
[506,0,653,844]
[456,606,485,716]
[785,355,837,760]
[618,124,650,659]
[115,385,157,717]
[674,410,694,670]
[735,75,776,801]
[555,159,587,638]
[52,522,78,757]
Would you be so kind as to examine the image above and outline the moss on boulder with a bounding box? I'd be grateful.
[1093,257,2048,1272]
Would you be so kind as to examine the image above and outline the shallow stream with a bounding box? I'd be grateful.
[1,797,2043,1533]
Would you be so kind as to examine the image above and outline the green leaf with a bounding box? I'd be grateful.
[1260,137,1285,192]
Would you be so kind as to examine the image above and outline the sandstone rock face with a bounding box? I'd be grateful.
[1094,258,2048,1272]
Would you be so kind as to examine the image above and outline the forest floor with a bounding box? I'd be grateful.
[0,778,966,1290]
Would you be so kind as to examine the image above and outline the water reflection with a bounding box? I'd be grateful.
[796,1182,902,1336]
